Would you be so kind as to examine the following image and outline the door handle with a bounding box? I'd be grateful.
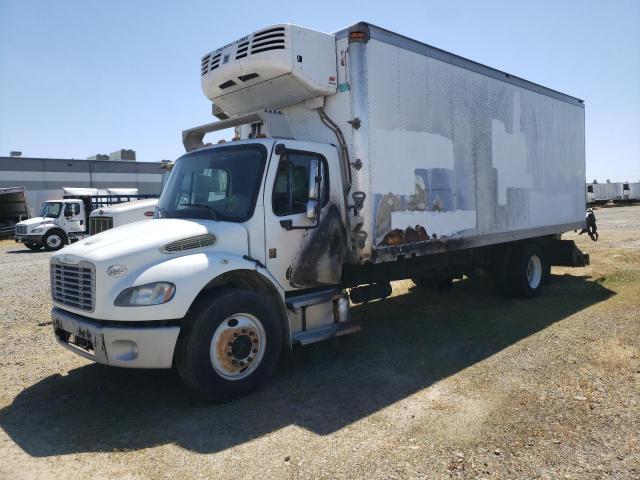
[279,220,293,230]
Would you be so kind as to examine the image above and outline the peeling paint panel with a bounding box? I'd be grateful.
[391,210,476,237]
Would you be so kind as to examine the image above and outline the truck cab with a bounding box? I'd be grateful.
[155,139,345,288]
[15,199,86,251]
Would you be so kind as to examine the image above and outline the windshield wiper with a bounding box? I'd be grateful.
[178,203,220,220]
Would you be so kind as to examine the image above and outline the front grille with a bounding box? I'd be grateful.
[16,225,27,235]
[161,234,217,253]
[50,261,95,311]
[89,216,113,235]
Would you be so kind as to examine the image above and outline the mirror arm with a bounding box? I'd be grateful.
[279,208,321,231]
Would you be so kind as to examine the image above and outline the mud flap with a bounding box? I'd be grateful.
[547,240,590,267]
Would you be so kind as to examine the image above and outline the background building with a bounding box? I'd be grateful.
[0,155,165,217]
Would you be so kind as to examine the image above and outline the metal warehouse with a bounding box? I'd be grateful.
[0,156,164,194]
[0,156,166,220]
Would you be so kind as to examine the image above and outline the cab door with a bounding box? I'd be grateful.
[62,202,85,233]
[263,141,347,290]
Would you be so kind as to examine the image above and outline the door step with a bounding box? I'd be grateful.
[292,321,361,346]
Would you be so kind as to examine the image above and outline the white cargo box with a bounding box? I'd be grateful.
[281,24,586,258]
[200,24,337,116]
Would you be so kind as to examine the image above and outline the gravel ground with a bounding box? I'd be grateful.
[0,206,638,479]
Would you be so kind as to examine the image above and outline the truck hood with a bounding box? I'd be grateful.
[57,218,249,263]
[17,217,55,228]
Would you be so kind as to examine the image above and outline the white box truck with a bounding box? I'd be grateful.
[50,22,591,400]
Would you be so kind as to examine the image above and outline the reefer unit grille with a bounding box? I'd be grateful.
[201,27,288,77]
[16,225,27,235]
[89,216,113,235]
[50,260,95,311]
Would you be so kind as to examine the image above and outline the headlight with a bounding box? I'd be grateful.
[31,227,43,233]
[114,282,176,307]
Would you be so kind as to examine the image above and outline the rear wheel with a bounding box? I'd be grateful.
[510,243,546,298]
[25,243,42,251]
[175,289,282,401]
[43,230,67,251]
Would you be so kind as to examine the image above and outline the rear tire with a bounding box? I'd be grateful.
[510,243,546,298]
[25,243,42,251]
[175,289,282,401]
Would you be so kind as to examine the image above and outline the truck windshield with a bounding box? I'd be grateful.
[39,202,62,218]
[157,144,267,222]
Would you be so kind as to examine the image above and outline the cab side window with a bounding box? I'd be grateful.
[63,203,80,217]
[272,152,327,217]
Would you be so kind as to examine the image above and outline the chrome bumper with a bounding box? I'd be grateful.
[52,307,180,368]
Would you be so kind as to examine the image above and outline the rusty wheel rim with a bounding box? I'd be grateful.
[210,313,266,380]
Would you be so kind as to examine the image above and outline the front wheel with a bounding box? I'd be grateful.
[43,230,67,251]
[175,289,282,401]
[24,243,42,251]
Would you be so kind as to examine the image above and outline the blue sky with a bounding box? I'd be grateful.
[1,0,638,182]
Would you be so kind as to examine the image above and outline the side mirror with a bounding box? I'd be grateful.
[306,199,318,219]
[308,159,320,201]
[307,159,322,220]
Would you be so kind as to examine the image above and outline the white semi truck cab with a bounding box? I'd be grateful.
[50,22,592,400]
[16,198,87,251]
[89,197,159,235]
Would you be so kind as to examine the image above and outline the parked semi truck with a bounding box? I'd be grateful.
[15,188,157,251]
[50,22,590,400]
[89,198,159,235]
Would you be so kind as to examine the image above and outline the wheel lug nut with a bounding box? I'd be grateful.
[226,351,232,357]
[231,359,237,365]
[238,361,245,367]
[233,333,239,337]
[252,348,258,354]
[247,357,253,363]
[241,329,247,334]
[227,341,232,346]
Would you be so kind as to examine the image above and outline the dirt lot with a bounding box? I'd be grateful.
[0,206,638,479]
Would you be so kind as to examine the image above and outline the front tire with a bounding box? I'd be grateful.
[24,243,42,251]
[43,230,67,251]
[175,289,282,401]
